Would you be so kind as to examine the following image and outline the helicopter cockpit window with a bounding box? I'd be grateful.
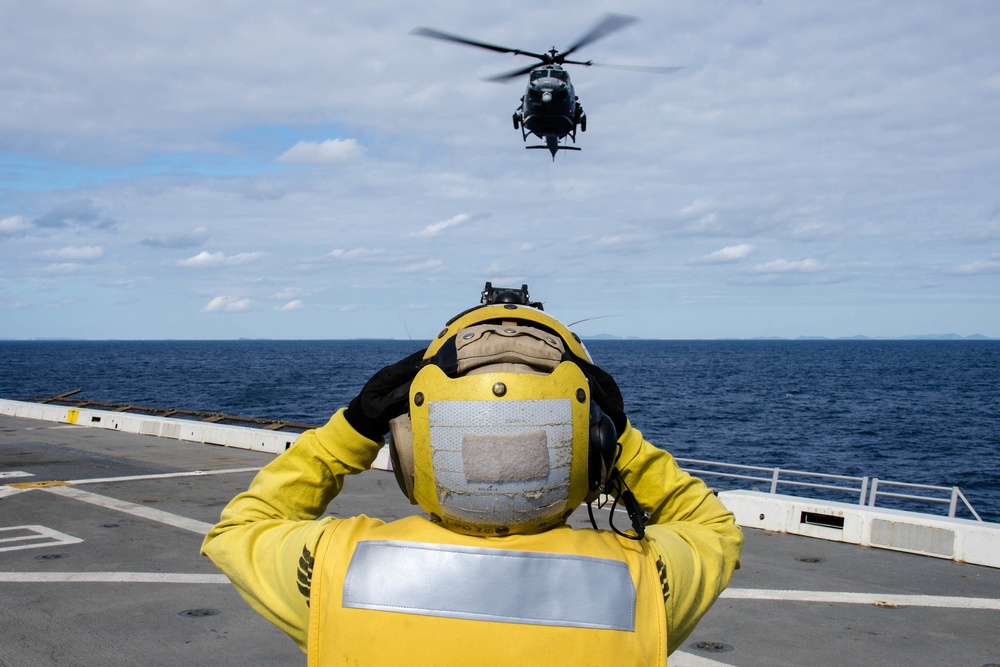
[550,70,569,81]
[530,70,547,81]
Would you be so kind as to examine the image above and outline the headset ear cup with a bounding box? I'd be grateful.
[587,402,618,501]
[388,415,417,504]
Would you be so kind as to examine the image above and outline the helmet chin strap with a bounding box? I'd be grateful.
[587,445,649,540]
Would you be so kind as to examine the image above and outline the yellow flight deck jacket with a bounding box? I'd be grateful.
[202,409,743,665]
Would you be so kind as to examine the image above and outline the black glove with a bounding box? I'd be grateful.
[345,349,427,441]
[578,359,627,436]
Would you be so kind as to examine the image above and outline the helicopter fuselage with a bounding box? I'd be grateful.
[514,66,586,155]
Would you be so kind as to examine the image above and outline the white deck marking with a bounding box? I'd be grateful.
[0,525,83,553]
[0,572,229,584]
[722,588,1000,610]
[0,468,259,535]
[67,467,262,485]
[40,485,215,535]
[0,471,34,480]
[670,651,735,667]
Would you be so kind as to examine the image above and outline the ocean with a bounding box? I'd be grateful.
[1,339,997,522]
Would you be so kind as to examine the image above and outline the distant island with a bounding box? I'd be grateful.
[580,334,994,341]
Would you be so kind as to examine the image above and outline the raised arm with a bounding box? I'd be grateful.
[201,350,426,651]
[200,410,383,649]
[616,421,744,655]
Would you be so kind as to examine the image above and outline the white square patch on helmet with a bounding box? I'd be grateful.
[428,398,574,528]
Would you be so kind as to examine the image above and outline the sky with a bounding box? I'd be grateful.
[1,0,998,340]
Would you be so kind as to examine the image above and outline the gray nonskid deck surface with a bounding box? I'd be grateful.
[1,414,997,667]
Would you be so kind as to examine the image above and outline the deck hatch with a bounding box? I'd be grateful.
[800,511,844,529]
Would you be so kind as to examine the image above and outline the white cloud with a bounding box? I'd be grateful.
[43,297,82,309]
[693,244,754,264]
[141,226,210,249]
[0,298,29,310]
[41,263,89,274]
[678,199,715,218]
[202,296,252,313]
[397,259,444,273]
[753,258,822,274]
[955,256,1000,275]
[672,209,723,236]
[791,223,839,242]
[37,246,104,261]
[413,214,470,238]
[340,304,359,312]
[178,251,263,267]
[0,216,29,235]
[597,234,647,247]
[278,299,303,311]
[276,139,363,164]
[329,247,384,260]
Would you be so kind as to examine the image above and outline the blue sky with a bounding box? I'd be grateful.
[1,1,998,339]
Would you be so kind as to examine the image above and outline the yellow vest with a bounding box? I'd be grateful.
[307,515,667,666]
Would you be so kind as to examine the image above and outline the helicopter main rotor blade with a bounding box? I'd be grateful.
[410,27,547,61]
[484,63,541,82]
[560,13,638,60]
[585,63,686,75]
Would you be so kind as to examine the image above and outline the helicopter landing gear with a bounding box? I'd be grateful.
[513,112,520,130]
[575,99,587,132]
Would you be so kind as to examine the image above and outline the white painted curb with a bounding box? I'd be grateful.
[0,398,395,469]
[719,490,1000,569]
[0,398,302,454]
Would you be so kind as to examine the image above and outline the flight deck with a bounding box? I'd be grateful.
[1,412,998,667]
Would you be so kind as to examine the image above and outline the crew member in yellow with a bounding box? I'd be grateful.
[203,290,742,665]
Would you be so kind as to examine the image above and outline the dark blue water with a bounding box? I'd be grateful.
[1,340,997,522]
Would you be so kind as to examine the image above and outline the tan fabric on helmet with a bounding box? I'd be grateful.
[454,323,565,376]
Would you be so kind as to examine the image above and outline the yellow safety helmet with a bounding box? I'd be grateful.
[388,303,618,536]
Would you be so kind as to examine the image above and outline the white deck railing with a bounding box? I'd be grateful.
[675,457,983,522]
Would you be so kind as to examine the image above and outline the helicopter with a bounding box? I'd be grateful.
[412,14,682,159]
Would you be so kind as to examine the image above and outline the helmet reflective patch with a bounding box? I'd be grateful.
[428,399,573,529]
[461,431,549,482]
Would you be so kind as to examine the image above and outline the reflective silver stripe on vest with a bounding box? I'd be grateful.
[342,540,635,631]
